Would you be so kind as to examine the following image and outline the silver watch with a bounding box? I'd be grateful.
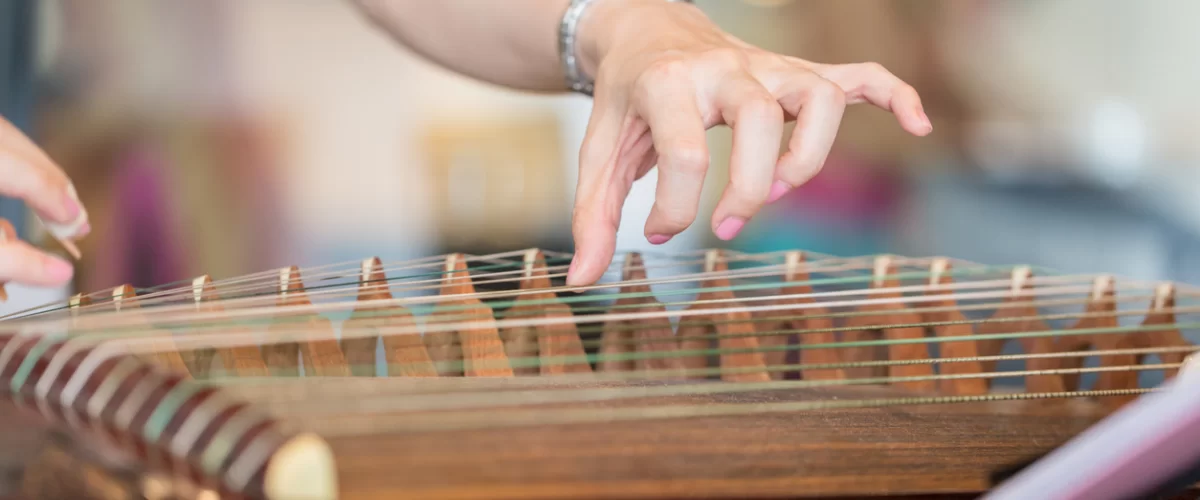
[559,0,695,97]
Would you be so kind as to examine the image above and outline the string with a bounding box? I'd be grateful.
[28,279,1176,348]
[0,248,1036,318]
[48,251,881,316]
[210,345,1198,399]
[3,247,805,318]
[33,293,1192,368]
[5,249,1192,393]
[0,265,1130,335]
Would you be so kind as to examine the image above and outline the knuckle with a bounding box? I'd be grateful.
[656,206,697,230]
[7,161,55,201]
[729,180,771,206]
[737,96,784,123]
[31,169,62,200]
[664,142,709,174]
[811,78,846,105]
[639,59,690,87]
[860,61,890,75]
[705,47,747,67]
[779,158,824,185]
[573,202,618,232]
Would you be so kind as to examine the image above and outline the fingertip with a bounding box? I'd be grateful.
[0,242,74,287]
[766,180,792,204]
[565,254,585,288]
[565,234,616,288]
[43,254,74,283]
[714,216,747,241]
[908,109,933,136]
[565,251,603,288]
[894,90,932,136]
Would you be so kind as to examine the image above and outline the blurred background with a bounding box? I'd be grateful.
[3,0,1200,311]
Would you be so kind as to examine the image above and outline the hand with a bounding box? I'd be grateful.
[0,115,88,290]
[564,0,932,286]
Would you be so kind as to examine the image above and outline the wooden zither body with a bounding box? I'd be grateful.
[0,248,1197,499]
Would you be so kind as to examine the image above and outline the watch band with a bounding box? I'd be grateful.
[560,0,695,97]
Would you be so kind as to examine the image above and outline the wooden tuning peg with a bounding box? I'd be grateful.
[749,251,843,381]
[68,293,91,319]
[426,254,511,377]
[920,258,987,395]
[518,248,553,290]
[976,267,1065,393]
[265,267,349,377]
[1058,276,1118,392]
[497,249,590,376]
[596,252,683,376]
[108,285,191,378]
[184,275,268,377]
[841,256,935,392]
[342,258,436,377]
[1139,283,1193,380]
[675,249,769,382]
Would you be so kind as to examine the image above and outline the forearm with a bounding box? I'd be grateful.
[351,0,572,92]
[350,0,701,93]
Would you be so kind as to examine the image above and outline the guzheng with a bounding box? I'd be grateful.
[0,248,1197,499]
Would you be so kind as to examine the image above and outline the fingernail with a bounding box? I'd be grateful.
[62,185,82,220]
[917,106,933,132]
[45,256,74,282]
[76,222,91,238]
[767,180,792,203]
[566,255,581,286]
[714,217,746,241]
[647,234,672,245]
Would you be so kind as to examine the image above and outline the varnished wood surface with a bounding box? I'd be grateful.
[313,384,1112,500]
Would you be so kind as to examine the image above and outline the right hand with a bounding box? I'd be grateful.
[0,115,88,288]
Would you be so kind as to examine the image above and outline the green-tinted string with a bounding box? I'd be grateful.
[194,345,1197,385]
[43,264,1059,336]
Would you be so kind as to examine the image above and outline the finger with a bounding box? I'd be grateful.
[812,62,932,137]
[710,74,785,241]
[0,219,10,300]
[566,109,655,287]
[0,229,75,288]
[764,70,846,203]
[634,80,709,244]
[0,120,85,226]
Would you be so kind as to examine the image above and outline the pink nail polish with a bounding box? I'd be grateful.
[77,222,92,238]
[647,234,672,245]
[62,192,82,220]
[767,180,792,203]
[44,256,74,282]
[715,217,746,241]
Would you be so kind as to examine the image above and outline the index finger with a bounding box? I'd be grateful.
[0,118,85,225]
[809,62,932,137]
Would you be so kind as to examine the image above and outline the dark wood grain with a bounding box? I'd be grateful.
[321,384,1111,500]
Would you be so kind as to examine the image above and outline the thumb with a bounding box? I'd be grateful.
[0,222,74,287]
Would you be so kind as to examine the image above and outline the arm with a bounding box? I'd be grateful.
[350,0,571,92]
[352,0,933,286]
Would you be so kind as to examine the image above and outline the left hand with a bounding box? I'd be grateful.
[565,0,932,286]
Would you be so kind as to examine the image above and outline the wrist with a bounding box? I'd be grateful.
[574,0,700,89]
